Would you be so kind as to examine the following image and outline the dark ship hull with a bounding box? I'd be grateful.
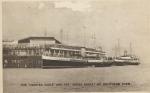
[42,59,140,68]
[42,56,112,68]
[42,60,112,68]
[112,62,140,66]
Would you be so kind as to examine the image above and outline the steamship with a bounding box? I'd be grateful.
[113,50,140,66]
[42,44,112,68]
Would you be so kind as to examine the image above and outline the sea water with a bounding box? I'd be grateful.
[3,62,150,93]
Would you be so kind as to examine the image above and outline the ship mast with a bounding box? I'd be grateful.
[117,39,120,56]
[92,32,96,49]
[83,25,86,47]
[60,29,63,44]
[43,28,47,52]
[84,30,86,47]
[114,44,117,57]
[129,42,132,56]
[64,29,69,45]
[94,32,96,49]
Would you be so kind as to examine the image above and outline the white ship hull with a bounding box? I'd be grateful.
[113,59,140,66]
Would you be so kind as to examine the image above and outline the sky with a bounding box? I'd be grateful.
[2,0,150,61]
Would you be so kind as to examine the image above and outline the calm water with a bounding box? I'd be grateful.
[3,63,150,93]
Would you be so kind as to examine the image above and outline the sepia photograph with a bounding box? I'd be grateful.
[2,0,150,93]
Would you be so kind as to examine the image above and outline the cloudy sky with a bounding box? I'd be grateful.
[2,0,150,61]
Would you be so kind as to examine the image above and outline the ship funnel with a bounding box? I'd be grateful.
[124,50,128,56]
[81,48,86,57]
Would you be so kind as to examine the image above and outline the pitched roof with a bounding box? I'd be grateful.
[18,36,61,44]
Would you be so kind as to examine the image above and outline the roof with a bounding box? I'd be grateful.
[46,44,105,53]
[18,36,61,44]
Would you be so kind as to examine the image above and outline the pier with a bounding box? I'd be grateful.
[3,36,106,68]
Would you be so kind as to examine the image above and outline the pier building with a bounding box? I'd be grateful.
[3,37,106,68]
